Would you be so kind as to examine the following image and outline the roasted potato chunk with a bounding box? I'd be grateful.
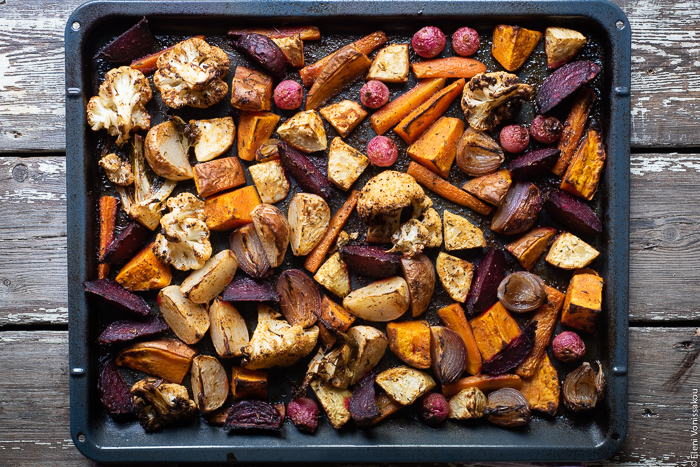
[188,117,235,162]
[277,110,327,153]
[158,285,210,344]
[287,193,331,256]
[311,379,352,429]
[327,137,369,191]
[343,276,410,322]
[367,43,410,83]
[209,299,249,358]
[180,249,238,304]
[443,210,486,251]
[462,169,512,206]
[230,66,273,111]
[190,355,229,414]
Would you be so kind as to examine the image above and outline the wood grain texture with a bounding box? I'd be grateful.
[0,0,699,152]
[1,153,698,326]
[0,327,695,466]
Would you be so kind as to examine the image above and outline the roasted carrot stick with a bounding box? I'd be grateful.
[304,189,359,273]
[370,78,445,136]
[438,303,482,376]
[299,31,387,87]
[393,78,465,144]
[407,162,492,215]
[227,26,320,40]
[411,57,486,79]
[98,195,119,279]
[130,35,205,74]
[442,374,522,398]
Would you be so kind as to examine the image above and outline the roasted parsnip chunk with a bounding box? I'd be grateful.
[367,43,410,83]
[376,366,436,405]
[288,193,331,256]
[190,355,229,414]
[249,159,291,204]
[443,210,486,251]
[188,117,235,162]
[209,299,249,358]
[158,285,210,344]
[314,252,351,298]
[327,137,369,191]
[436,252,475,303]
[311,379,352,429]
[545,27,587,69]
[277,110,327,153]
[319,100,367,138]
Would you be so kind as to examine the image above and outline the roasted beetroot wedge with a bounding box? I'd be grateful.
[83,279,151,316]
[96,17,155,63]
[509,148,560,181]
[340,245,401,278]
[225,400,283,431]
[100,222,149,264]
[482,320,537,375]
[98,360,135,416]
[98,316,169,345]
[229,33,287,80]
[277,142,333,199]
[537,61,601,113]
[465,249,508,317]
[545,189,602,235]
[222,276,280,302]
[349,369,380,426]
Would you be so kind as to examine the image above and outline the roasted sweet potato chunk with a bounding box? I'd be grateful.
[306,46,371,110]
[231,366,268,400]
[115,243,172,291]
[116,338,196,384]
[560,124,606,200]
[317,295,356,332]
[204,185,261,231]
[519,355,560,416]
[407,116,464,178]
[505,227,557,270]
[442,374,522,399]
[237,111,280,162]
[561,270,603,333]
[553,87,596,176]
[386,320,432,369]
[98,195,119,278]
[492,25,542,72]
[469,302,521,361]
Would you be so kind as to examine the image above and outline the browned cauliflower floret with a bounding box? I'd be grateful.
[114,135,177,230]
[241,304,319,370]
[154,37,230,109]
[390,219,430,257]
[131,378,197,432]
[87,66,152,146]
[357,171,432,223]
[461,72,534,131]
[153,192,212,271]
[99,153,134,186]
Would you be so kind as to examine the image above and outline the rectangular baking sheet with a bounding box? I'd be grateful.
[66,0,630,463]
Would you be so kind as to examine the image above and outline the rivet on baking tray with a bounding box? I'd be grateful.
[71,367,86,376]
[614,86,629,97]
[612,366,627,376]
[67,88,81,96]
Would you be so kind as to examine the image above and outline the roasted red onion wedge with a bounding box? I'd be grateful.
[98,316,168,345]
[83,279,151,316]
[222,276,280,302]
[277,269,320,327]
[229,224,272,279]
[430,326,467,384]
[491,182,543,235]
[340,245,401,278]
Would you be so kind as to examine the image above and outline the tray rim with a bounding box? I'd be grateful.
[65,0,630,463]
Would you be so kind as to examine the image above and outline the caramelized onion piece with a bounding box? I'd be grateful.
[229,224,271,279]
[276,269,320,327]
[456,128,505,176]
[562,360,605,412]
[497,272,546,313]
[430,326,467,384]
[491,182,543,235]
[484,388,531,427]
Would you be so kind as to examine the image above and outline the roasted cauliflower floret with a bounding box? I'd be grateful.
[357,171,432,223]
[153,193,212,271]
[241,304,319,370]
[461,72,534,132]
[131,378,197,433]
[390,219,430,257]
[421,207,443,248]
[114,135,177,230]
[154,37,230,109]
[99,152,134,186]
[87,66,152,146]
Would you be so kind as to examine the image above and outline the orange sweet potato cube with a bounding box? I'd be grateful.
[237,111,280,161]
[505,227,558,270]
[469,301,521,361]
[204,185,261,231]
[519,354,560,416]
[492,24,542,72]
[561,270,604,333]
[561,125,606,200]
[115,242,172,291]
[318,296,356,332]
[230,366,268,400]
[386,320,432,369]
[407,116,464,178]
[230,66,273,112]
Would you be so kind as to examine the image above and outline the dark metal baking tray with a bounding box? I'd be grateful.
[66,0,630,463]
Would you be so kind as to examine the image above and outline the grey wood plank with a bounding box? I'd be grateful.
[2,153,699,325]
[0,327,695,466]
[0,0,699,152]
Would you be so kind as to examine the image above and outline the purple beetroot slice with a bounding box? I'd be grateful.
[98,316,169,345]
[225,400,283,431]
[545,189,602,235]
[277,141,333,199]
[98,360,135,415]
[340,245,401,278]
[83,279,151,316]
[482,320,538,375]
[100,222,149,264]
[349,369,380,426]
[465,249,508,317]
[95,17,155,64]
[509,148,561,181]
[221,276,280,302]
[229,33,288,80]
[537,61,601,114]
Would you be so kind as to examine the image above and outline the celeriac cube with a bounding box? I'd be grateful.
[311,379,351,428]
[367,44,410,83]
[376,366,435,405]
[319,100,367,138]
[545,231,599,269]
[314,252,351,298]
[443,210,486,251]
[277,110,327,153]
[327,137,369,191]
[436,251,474,303]
[248,160,290,204]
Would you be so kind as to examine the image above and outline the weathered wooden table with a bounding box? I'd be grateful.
[1,0,697,465]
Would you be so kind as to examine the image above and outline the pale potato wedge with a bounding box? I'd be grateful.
[249,159,291,204]
[189,117,235,162]
[209,299,249,358]
[443,210,486,251]
[287,193,331,256]
[327,137,369,191]
[436,252,475,303]
[314,252,351,298]
[144,120,193,181]
[251,203,291,268]
[311,379,352,429]
[367,44,410,83]
[277,110,327,153]
[545,231,599,269]
[343,276,410,322]
[347,325,388,385]
[190,355,229,414]
[158,285,210,344]
[376,366,436,405]
[180,250,238,304]
[400,253,436,317]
